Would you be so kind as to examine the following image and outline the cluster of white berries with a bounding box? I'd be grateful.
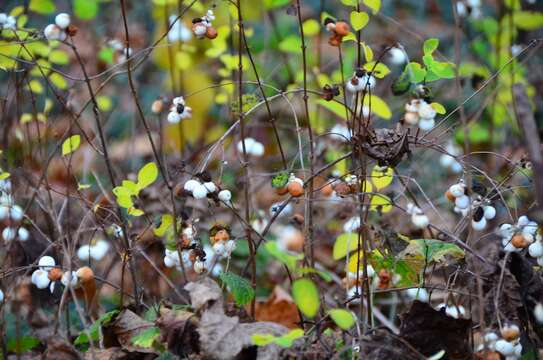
[1,179,28,242]
[446,181,496,231]
[439,142,463,174]
[436,303,467,319]
[237,138,264,157]
[31,256,83,293]
[406,203,430,228]
[346,69,375,93]
[77,239,110,262]
[167,96,192,123]
[499,215,539,253]
[210,226,236,259]
[404,99,437,131]
[480,325,522,360]
[191,10,216,39]
[108,39,133,64]
[0,13,16,31]
[184,178,231,202]
[163,226,207,273]
[44,13,71,41]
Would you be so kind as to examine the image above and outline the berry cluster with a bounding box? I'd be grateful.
[481,324,523,360]
[403,98,437,131]
[346,69,376,93]
[0,13,16,31]
[44,13,75,41]
[162,224,208,274]
[445,181,496,231]
[191,9,218,40]
[107,39,133,65]
[324,18,350,47]
[0,179,28,242]
[77,239,110,262]
[209,224,236,258]
[167,96,192,124]
[31,256,94,295]
[499,215,539,253]
[183,175,231,203]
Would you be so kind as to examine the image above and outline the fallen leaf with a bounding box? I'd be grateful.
[255,286,301,329]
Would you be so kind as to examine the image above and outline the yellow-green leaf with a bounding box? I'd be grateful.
[28,80,43,94]
[29,0,56,14]
[49,50,69,65]
[369,194,393,213]
[431,102,446,115]
[371,166,393,190]
[292,278,320,318]
[49,73,67,89]
[333,232,359,260]
[97,96,112,112]
[62,135,81,155]
[363,61,390,78]
[329,309,355,330]
[363,0,381,14]
[137,162,158,189]
[350,11,369,31]
[362,95,391,119]
[302,19,320,36]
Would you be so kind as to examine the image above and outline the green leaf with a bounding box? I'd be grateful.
[341,0,358,5]
[274,329,304,347]
[121,180,140,195]
[431,102,446,115]
[252,333,276,346]
[0,172,10,180]
[271,172,289,189]
[513,11,543,30]
[302,19,320,36]
[29,0,56,14]
[423,38,439,55]
[28,80,44,94]
[74,0,99,20]
[297,267,333,282]
[504,0,521,10]
[350,11,369,31]
[98,48,115,64]
[219,272,255,306]
[264,0,290,9]
[317,99,349,119]
[371,166,393,190]
[131,327,161,348]
[391,69,411,95]
[49,72,68,89]
[363,0,381,14]
[399,239,465,268]
[405,62,427,83]
[362,94,392,119]
[74,309,119,345]
[333,232,359,260]
[292,278,320,318]
[137,162,158,190]
[265,241,304,270]
[7,336,40,354]
[363,61,390,78]
[369,194,393,213]
[62,135,81,155]
[328,309,356,330]
[97,96,112,112]
[278,35,301,54]
[49,50,69,65]
[154,214,173,237]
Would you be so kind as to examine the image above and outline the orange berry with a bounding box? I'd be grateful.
[511,234,529,248]
[287,181,304,197]
[334,21,350,36]
[76,266,95,283]
[275,186,289,196]
[328,34,342,47]
[48,268,63,282]
[205,27,218,39]
[445,190,455,202]
[321,183,334,197]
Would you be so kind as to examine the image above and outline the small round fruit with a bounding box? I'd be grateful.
[528,242,543,258]
[455,195,470,210]
[151,99,163,114]
[472,217,487,231]
[321,183,334,197]
[287,181,304,197]
[275,186,289,195]
[511,234,529,248]
[48,268,63,281]
[334,21,350,36]
[193,260,205,274]
[205,26,218,39]
[404,111,419,125]
[328,34,342,47]
[76,266,94,283]
[449,183,465,198]
[445,190,455,202]
[500,324,520,341]
[494,339,514,356]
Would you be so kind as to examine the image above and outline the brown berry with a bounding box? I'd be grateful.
[66,24,78,37]
[287,181,304,197]
[76,266,94,283]
[205,26,218,39]
[445,190,455,202]
[511,234,529,248]
[275,186,289,196]
[48,268,63,282]
[334,21,350,36]
[501,324,520,341]
[328,34,342,47]
[291,213,305,225]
